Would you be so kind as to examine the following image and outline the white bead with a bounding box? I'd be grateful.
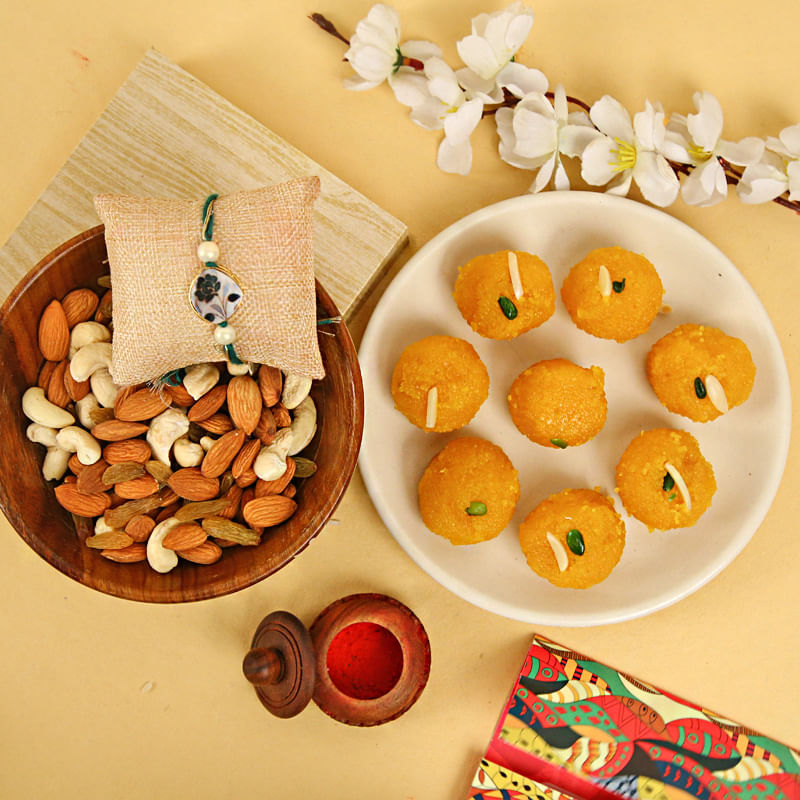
[213,323,236,345]
[197,240,220,263]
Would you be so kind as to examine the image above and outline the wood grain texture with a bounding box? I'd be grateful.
[0,49,407,318]
[0,227,364,602]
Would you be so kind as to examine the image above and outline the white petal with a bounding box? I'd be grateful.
[497,62,548,97]
[343,76,381,91]
[497,109,547,169]
[437,137,473,175]
[553,157,570,191]
[687,91,723,151]
[425,58,463,107]
[737,163,788,204]
[779,123,800,157]
[560,124,600,158]
[681,158,727,206]
[553,84,567,122]
[456,67,503,103]
[401,40,442,61]
[456,34,500,80]
[716,137,764,167]
[348,44,395,83]
[513,108,557,159]
[581,137,620,185]
[389,72,432,108]
[409,96,445,130]
[633,100,665,151]
[633,151,679,207]
[787,160,800,201]
[504,10,535,51]
[444,98,483,143]
[605,171,633,196]
[662,129,691,163]
[532,153,556,192]
[590,95,634,141]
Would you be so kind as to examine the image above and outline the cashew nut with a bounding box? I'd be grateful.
[55,426,102,465]
[281,373,312,410]
[22,386,75,428]
[90,368,119,408]
[95,516,115,535]
[183,363,219,400]
[173,435,204,467]
[146,517,180,573]
[287,396,317,456]
[42,446,71,481]
[68,321,111,358]
[254,428,294,481]
[26,423,59,448]
[147,407,189,465]
[199,436,217,452]
[226,359,253,376]
[70,341,113,382]
[75,393,101,429]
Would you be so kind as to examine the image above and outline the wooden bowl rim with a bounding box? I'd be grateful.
[0,225,364,602]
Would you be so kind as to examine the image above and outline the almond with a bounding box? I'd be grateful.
[271,403,292,428]
[113,384,139,417]
[257,365,283,407]
[201,516,261,546]
[217,484,243,520]
[166,382,195,407]
[54,483,112,516]
[115,388,171,421]
[255,457,296,496]
[242,495,297,527]
[38,300,70,361]
[125,514,156,542]
[176,540,222,564]
[86,530,134,550]
[254,407,277,445]
[231,437,261,480]
[162,522,207,551]
[47,360,70,408]
[168,468,220,501]
[115,474,159,499]
[187,384,228,422]
[155,501,182,522]
[195,413,234,435]
[227,376,262,435]
[234,467,258,488]
[76,459,110,494]
[61,288,99,327]
[38,359,58,389]
[103,438,152,464]
[101,543,148,563]
[92,419,149,441]
[94,289,112,323]
[64,366,90,402]
[282,483,297,499]
[68,453,85,475]
[201,429,245,478]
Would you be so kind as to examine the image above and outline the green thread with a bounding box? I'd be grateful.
[224,343,243,364]
[201,193,219,241]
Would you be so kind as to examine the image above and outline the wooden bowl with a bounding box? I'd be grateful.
[0,226,364,602]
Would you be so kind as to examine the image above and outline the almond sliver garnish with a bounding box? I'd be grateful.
[508,251,524,299]
[426,386,438,429]
[546,532,569,572]
[598,265,612,297]
[704,374,729,414]
[664,461,692,511]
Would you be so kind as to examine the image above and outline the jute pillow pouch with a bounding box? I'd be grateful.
[94,177,324,387]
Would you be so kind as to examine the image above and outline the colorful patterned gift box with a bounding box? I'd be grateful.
[468,635,800,800]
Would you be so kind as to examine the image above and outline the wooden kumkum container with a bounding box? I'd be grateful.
[243,593,431,726]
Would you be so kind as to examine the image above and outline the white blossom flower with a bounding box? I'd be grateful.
[497,85,598,191]
[409,57,484,174]
[580,95,681,207]
[456,2,546,103]
[343,4,441,105]
[738,123,800,204]
[666,91,764,206]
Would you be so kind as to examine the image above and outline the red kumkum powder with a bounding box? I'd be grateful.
[326,622,404,700]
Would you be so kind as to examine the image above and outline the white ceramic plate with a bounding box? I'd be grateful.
[358,192,791,626]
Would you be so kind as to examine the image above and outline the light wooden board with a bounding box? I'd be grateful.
[0,48,407,317]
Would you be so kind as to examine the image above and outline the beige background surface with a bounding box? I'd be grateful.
[1,1,798,798]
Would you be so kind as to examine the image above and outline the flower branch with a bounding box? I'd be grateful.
[311,4,800,215]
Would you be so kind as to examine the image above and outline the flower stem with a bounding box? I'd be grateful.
[309,13,350,46]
